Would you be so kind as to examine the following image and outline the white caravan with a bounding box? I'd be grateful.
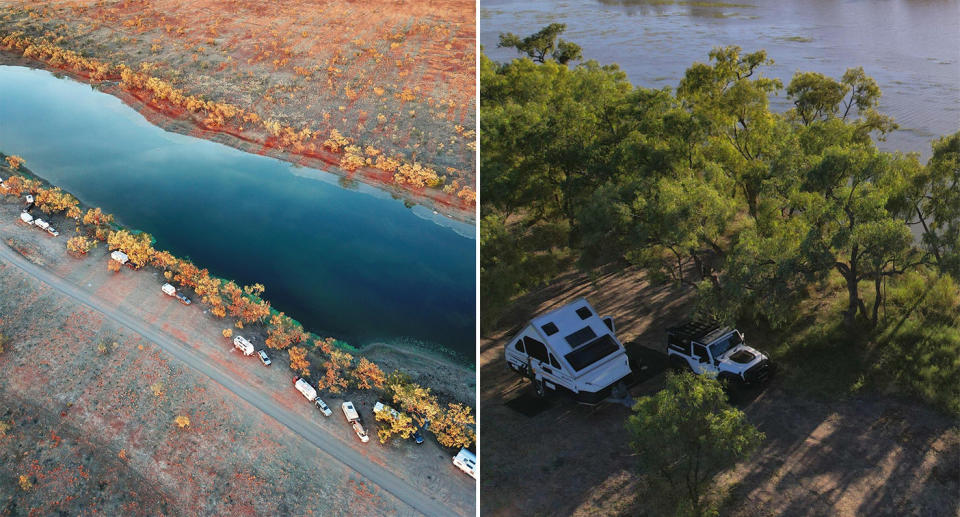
[504,298,632,403]
[294,377,317,402]
[452,448,478,480]
[110,250,129,264]
[232,335,255,356]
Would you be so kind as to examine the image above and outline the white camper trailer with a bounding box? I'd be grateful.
[110,250,129,264]
[452,448,478,480]
[33,218,49,230]
[233,335,255,356]
[19,212,34,225]
[504,298,632,404]
[233,336,253,355]
[294,377,317,402]
[161,283,177,297]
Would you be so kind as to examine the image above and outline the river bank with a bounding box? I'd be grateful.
[0,63,475,360]
[0,206,475,515]
[0,156,474,408]
[0,50,476,224]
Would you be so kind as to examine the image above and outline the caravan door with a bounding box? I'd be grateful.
[523,336,572,391]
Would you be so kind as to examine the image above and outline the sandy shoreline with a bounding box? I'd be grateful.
[0,52,476,224]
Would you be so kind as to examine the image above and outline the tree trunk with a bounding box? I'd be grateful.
[871,273,882,327]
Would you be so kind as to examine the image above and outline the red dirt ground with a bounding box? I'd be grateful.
[0,0,477,220]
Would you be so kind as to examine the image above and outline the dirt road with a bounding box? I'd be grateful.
[0,242,460,517]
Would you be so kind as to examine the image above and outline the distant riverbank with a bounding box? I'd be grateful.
[0,63,476,362]
[481,0,960,159]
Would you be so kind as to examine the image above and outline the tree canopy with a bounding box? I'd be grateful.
[482,30,959,335]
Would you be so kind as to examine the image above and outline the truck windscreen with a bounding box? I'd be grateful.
[564,334,620,372]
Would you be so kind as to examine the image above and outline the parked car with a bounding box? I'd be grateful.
[257,349,271,366]
[175,292,191,305]
[315,398,332,417]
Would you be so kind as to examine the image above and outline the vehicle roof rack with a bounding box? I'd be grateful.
[666,320,723,342]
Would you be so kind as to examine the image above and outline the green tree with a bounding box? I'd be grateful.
[498,23,582,64]
[899,132,960,275]
[677,46,783,218]
[627,372,764,517]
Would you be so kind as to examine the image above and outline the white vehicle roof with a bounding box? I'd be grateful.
[110,250,129,263]
[233,335,253,348]
[342,401,359,420]
[294,378,317,401]
[527,298,614,358]
[19,212,33,223]
[453,448,478,478]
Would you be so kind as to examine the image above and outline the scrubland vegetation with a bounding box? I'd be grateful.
[481,27,959,416]
[0,0,477,212]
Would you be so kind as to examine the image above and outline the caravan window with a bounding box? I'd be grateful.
[564,334,619,372]
[523,336,549,363]
[513,340,525,354]
[541,322,559,336]
[549,354,560,369]
[565,326,597,348]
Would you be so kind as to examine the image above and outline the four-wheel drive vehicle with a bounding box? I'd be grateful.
[315,398,332,416]
[505,298,632,403]
[175,292,191,305]
[294,377,317,402]
[232,335,255,356]
[452,448,478,480]
[666,321,771,386]
[257,349,271,366]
